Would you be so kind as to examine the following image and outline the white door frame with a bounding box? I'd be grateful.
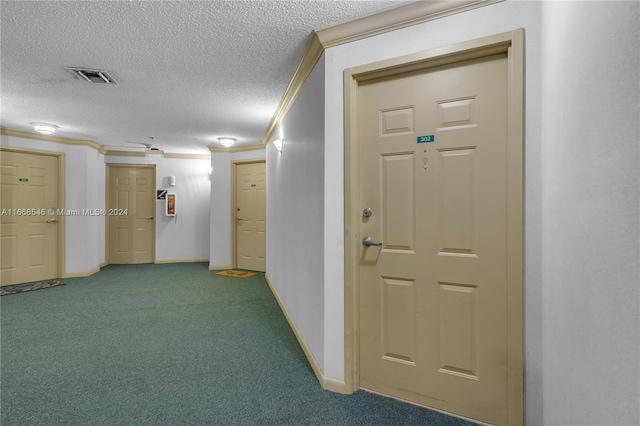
[230,158,266,269]
[0,146,66,280]
[343,29,524,424]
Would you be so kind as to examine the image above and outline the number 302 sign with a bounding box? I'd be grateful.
[417,135,435,143]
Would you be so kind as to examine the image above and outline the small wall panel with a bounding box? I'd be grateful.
[28,234,45,267]
[117,228,129,253]
[380,106,414,136]
[382,277,416,364]
[256,231,266,260]
[438,149,476,255]
[117,191,129,211]
[382,154,414,251]
[1,165,18,177]
[27,184,46,210]
[1,184,18,224]
[28,166,46,182]
[437,282,478,379]
[136,191,148,215]
[1,236,17,270]
[437,97,477,130]
[256,190,266,222]
[134,227,147,253]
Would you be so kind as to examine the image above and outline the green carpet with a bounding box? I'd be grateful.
[0,263,474,425]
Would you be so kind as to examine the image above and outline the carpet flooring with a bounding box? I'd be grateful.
[0,263,475,425]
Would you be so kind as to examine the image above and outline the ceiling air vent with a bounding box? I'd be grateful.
[67,67,117,84]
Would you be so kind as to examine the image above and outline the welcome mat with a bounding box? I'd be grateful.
[1,280,65,296]
[215,270,258,279]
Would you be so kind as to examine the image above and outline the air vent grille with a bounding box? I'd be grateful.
[67,67,117,84]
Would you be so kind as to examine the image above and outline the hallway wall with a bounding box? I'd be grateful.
[266,53,326,371]
[106,155,211,263]
[1,134,106,275]
[541,2,639,425]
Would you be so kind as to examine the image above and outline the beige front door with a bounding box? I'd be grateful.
[235,161,265,272]
[1,150,59,285]
[108,166,155,264]
[358,53,512,424]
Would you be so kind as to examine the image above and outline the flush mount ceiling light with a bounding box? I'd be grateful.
[218,137,236,148]
[31,122,58,135]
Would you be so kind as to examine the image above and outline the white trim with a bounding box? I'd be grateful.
[154,258,209,264]
[208,264,232,271]
[208,144,265,153]
[315,0,503,48]
[265,274,347,394]
[62,266,100,279]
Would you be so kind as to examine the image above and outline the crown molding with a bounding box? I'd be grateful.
[208,143,265,153]
[260,32,324,145]
[260,0,502,146]
[2,128,211,159]
[315,0,503,48]
[164,153,210,160]
[1,127,106,154]
[105,150,146,157]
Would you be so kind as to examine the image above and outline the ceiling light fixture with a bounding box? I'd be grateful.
[31,122,58,135]
[218,137,236,148]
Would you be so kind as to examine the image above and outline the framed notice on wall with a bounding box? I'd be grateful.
[166,193,176,216]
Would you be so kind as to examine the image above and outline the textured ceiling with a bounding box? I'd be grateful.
[0,0,403,153]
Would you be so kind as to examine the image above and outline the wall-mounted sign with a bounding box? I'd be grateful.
[417,135,435,143]
[157,190,167,200]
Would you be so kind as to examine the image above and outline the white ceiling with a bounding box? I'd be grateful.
[1,0,403,153]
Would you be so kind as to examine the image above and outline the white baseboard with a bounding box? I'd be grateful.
[208,264,232,271]
[155,258,209,264]
[264,274,347,394]
[62,266,101,278]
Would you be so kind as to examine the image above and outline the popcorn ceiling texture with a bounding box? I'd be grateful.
[0,0,400,153]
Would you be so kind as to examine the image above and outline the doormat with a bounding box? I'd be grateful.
[215,270,258,279]
[1,280,65,296]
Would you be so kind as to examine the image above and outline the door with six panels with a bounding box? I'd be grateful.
[358,53,510,425]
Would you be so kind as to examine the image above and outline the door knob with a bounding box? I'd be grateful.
[46,217,57,223]
[147,216,154,220]
[362,236,382,246]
